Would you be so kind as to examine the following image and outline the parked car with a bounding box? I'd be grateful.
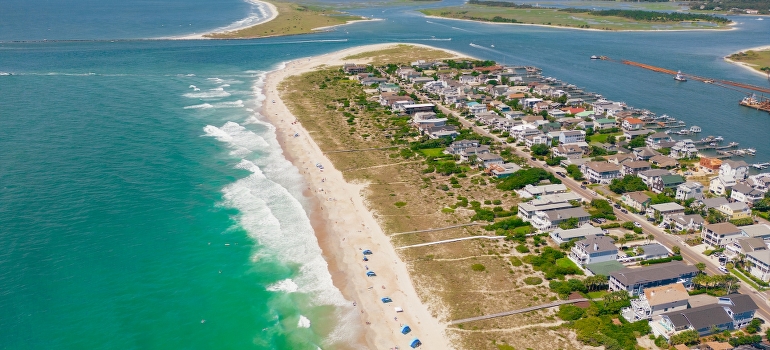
[620,208,628,214]
[580,185,587,189]
[647,217,655,222]
[613,203,621,209]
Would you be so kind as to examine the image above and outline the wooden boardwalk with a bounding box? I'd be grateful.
[449,298,588,325]
[390,222,484,236]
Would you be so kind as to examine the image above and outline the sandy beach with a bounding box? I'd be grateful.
[724,44,770,78]
[173,0,279,40]
[262,44,465,350]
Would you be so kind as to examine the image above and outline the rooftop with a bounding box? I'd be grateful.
[585,161,621,173]
[644,283,688,306]
[639,243,669,257]
[650,202,685,212]
[575,235,617,253]
[625,191,651,204]
[610,261,698,286]
[663,303,733,331]
[740,224,770,238]
[705,222,741,235]
[544,207,591,221]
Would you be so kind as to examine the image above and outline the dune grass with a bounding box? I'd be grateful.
[727,50,770,74]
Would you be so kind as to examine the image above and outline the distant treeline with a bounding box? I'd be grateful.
[468,0,536,8]
[559,8,733,23]
[689,0,770,13]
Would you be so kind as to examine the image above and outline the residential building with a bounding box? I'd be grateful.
[609,261,699,296]
[740,223,770,240]
[530,207,591,232]
[477,153,504,168]
[622,283,689,322]
[675,182,705,201]
[668,214,705,233]
[517,193,583,221]
[403,103,435,115]
[726,237,767,258]
[656,295,758,338]
[700,157,723,171]
[638,169,671,188]
[550,224,604,245]
[746,250,770,282]
[459,145,490,162]
[633,147,661,161]
[606,153,635,165]
[622,117,645,130]
[486,163,521,178]
[649,155,679,169]
[647,202,686,220]
[552,144,585,159]
[622,161,652,176]
[582,162,622,184]
[646,132,674,148]
[702,222,743,247]
[445,139,479,155]
[558,130,586,145]
[717,202,751,220]
[342,63,368,74]
[730,182,764,205]
[622,191,652,212]
[594,118,617,130]
[518,184,568,198]
[624,129,655,141]
[670,139,698,159]
[524,134,549,148]
[710,160,750,195]
[651,174,685,194]
[569,235,618,265]
[638,243,670,260]
[701,197,729,210]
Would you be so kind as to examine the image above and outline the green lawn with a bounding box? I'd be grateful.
[556,257,582,273]
[586,290,608,299]
[420,148,446,157]
[589,132,621,144]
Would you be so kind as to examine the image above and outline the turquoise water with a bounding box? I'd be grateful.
[2,1,770,349]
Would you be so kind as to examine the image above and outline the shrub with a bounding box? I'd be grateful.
[557,304,585,321]
[515,244,530,253]
[471,263,486,272]
[509,256,523,267]
[394,201,407,208]
[524,276,543,285]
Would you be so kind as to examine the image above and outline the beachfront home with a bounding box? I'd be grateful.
[675,182,704,201]
[710,160,749,195]
[569,235,618,266]
[558,130,586,145]
[609,261,699,296]
[343,63,368,74]
[670,139,698,159]
[746,250,770,282]
[403,103,435,115]
[582,161,622,184]
[550,224,604,245]
[622,283,689,322]
[654,294,757,340]
[622,117,645,130]
[530,207,591,232]
[621,160,652,176]
[552,144,585,159]
[459,145,490,162]
[445,139,479,155]
[740,223,770,240]
[518,184,567,198]
[702,222,743,247]
[517,192,583,222]
[668,214,705,233]
[476,153,504,168]
[645,132,674,148]
[622,191,652,212]
[486,163,521,178]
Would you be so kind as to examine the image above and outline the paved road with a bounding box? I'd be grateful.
[414,90,770,320]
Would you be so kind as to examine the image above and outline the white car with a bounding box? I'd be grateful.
[633,222,642,228]
[718,266,729,274]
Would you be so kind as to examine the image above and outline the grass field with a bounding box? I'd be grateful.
[556,257,581,272]
[419,148,446,157]
[727,50,770,74]
[586,290,608,299]
[206,1,364,38]
[420,6,731,31]
[589,132,621,144]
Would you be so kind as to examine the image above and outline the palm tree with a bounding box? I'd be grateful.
[696,262,706,272]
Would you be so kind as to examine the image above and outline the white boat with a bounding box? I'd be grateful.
[674,71,687,82]
[676,129,690,135]
[689,126,702,133]
[490,44,495,48]
[714,136,724,141]
[590,55,599,60]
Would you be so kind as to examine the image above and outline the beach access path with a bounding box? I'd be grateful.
[261,43,467,350]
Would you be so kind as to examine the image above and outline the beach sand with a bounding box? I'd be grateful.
[724,45,770,78]
[262,44,466,350]
[173,0,279,40]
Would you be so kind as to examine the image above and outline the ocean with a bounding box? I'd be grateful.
[2,0,770,349]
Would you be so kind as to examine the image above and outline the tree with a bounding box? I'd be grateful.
[670,329,699,345]
[531,143,550,156]
[609,175,648,194]
[566,164,584,181]
[695,262,706,272]
[559,217,579,229]
[706,208,727,224]
[607,135,616,145]
[672,245,681,255]
[628,135,646,149]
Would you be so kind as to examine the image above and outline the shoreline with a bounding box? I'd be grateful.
[172,0,279,40]
[423,14,737,32]
[724,44,770,78]
[312,18,381,31]
[261,43,456,350]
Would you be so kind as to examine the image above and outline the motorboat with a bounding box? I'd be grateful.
[674,71,687,81]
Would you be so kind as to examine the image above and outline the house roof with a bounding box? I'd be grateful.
[741,224,770,238]
[585,161,621,173]
[623,160,651,169]
[625,191,651,204]
[724,159,748,169]
[639,169,671,177]
[663,303,733,330]
[639,243,669,257]
[661,174,686,186]
[735,237,766,253]
[635,147,661,158]
[625,117,644,124]
[650,155,679,167]
[702,197,729,209]
[644,283,688,306]
[585,260,627,276]
[721,293,758,314]
[705,222,741,235]
[477,153,503,161]
[650,202,685,212]
[703,342,734,350]
[544,207,590,221]
[670,214,705,226]
[647,132,670,139]
[595,118,616,124]
[610,261,698,287]
[723,202,749,211]
[552,223,604,240]
[678,181,704,190]
[575,235,617,253]
[748,250,770,265]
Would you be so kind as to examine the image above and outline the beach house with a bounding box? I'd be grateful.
[569,235,618,266]
[582,161,622,184]
[702,222,743,247]
[550,224,604,245]
[622,191,652,212]
[675,182,704,201]
[609,261,699,296]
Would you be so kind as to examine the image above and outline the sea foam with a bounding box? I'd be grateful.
[266,278,299,293]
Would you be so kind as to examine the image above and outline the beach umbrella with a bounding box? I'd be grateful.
[401,325,411,334]
[366,271,376,277]
[410,338,422,348]
[363,249,373,255]
[381,297,392,303]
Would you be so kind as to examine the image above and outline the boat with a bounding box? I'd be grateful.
[674,70,687,82]
[0,72,11,76]
[676,129,690,135]
[714,136,724,141]
[490,44,495,48]
[590,55,599,60]
[746,148,756,155]
[740,93,770,113]
[690,126,702,133]
[704,79,714,84]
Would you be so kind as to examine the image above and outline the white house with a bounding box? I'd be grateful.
[675,182,705,201]
[569,235,618,266]
[582,162,622,184]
